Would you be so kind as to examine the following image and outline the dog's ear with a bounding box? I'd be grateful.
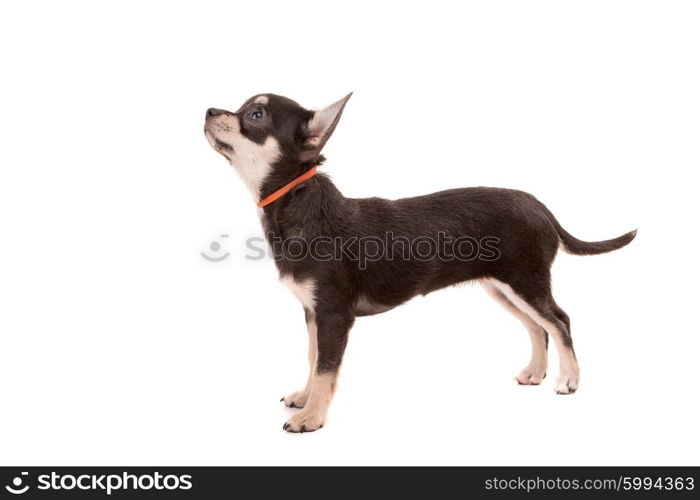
[300,93,352,162]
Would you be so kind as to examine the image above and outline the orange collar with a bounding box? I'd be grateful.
[257,166,318,208]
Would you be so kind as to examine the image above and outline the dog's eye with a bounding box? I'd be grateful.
[250,109,264,120]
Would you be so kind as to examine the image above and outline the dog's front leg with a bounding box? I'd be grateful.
[283,310,354,433]
[282,308,317,408]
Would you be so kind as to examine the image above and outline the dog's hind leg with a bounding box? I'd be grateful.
[283,310,354,433]
[490,277,580,395]
[281,308,317,409]
[482,280,548,385]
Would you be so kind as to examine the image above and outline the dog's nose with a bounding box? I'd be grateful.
[206,108,225,118]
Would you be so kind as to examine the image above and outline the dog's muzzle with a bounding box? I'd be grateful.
[206,108,226,118]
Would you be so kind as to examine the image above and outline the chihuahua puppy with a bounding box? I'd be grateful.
[204,93,636,433]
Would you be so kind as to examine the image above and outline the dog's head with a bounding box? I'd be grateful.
[204,93,351,200]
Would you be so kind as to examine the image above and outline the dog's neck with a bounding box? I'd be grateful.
[258,155,326,204]
[258,161,347,250]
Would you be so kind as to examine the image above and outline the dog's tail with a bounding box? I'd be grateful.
[549,214,637,256]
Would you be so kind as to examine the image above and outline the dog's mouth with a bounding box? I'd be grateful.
[214,138,235,155]
[205,128,235,159]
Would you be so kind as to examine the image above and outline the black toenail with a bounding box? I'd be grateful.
[300,425,306,433]
[283,423,290,431]
[280,397,284,402]
[290,402,297,408]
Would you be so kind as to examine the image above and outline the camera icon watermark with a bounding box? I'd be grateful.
[201,234,230,262]
[5,472,29,495]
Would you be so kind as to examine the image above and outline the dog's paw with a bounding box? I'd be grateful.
[515,366,546,385]
[554,373,579,394]
[281,390,309,409]
[283,411,325,433]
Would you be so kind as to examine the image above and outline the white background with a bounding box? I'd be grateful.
[1,1,698,466]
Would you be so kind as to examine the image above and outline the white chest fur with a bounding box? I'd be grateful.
[280,275,316,312]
